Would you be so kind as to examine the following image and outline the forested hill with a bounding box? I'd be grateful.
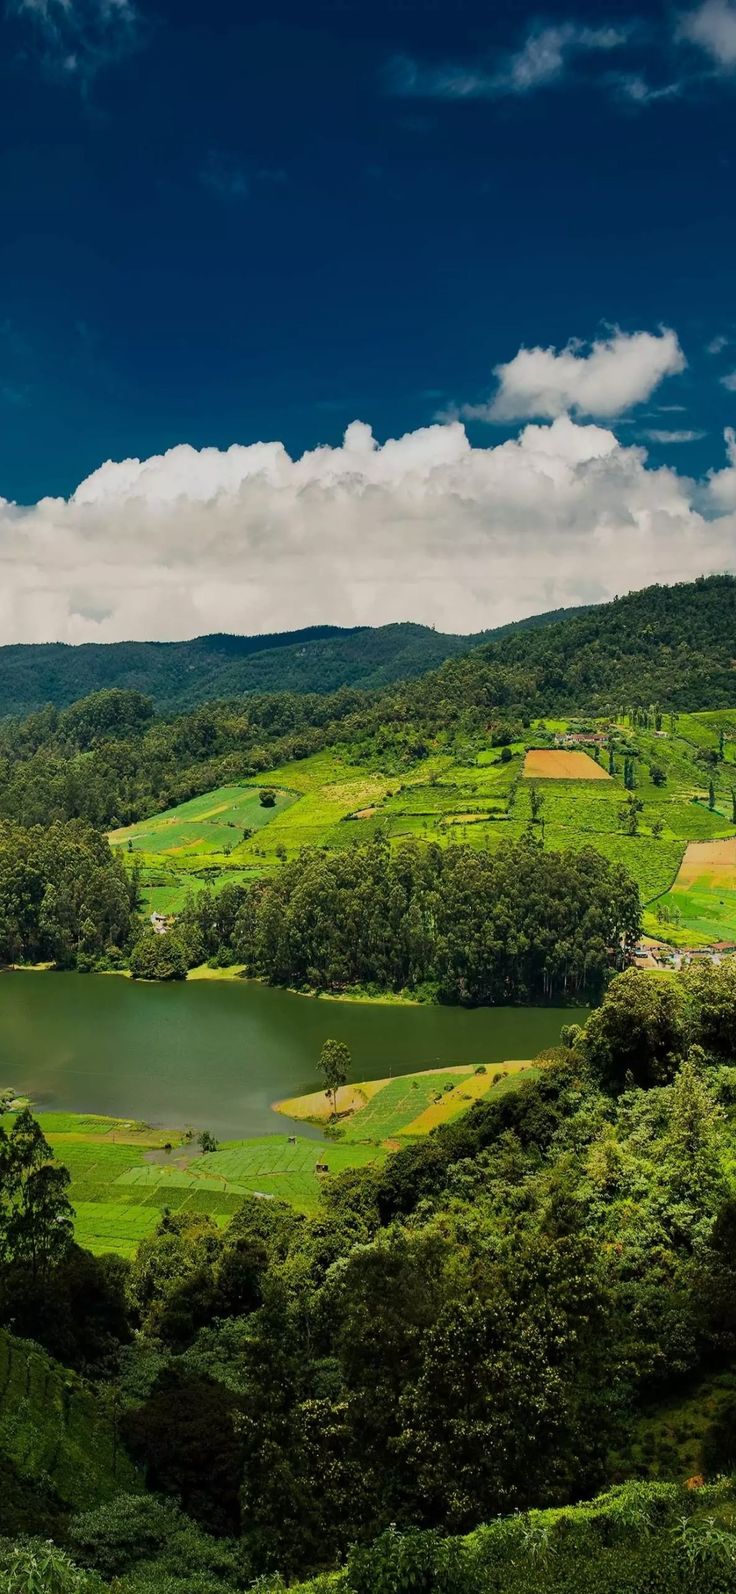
[0,605,586,716]
[408,574,736,720]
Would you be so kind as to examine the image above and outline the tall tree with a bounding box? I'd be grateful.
[317,1039,352,1118]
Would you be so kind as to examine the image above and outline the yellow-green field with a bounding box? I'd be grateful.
[276,1060,538,1142]
[111,712,736,943]
[36,1062,538,1256]
[647,837,736,944]
[38,1111,385,1254]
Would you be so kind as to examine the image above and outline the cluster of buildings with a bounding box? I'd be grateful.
[633,937,736,971]
[553,731,607,749]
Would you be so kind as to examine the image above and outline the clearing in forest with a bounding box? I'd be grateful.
[523,749,611,780]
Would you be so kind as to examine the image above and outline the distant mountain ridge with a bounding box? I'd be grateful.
[0,606,589,715]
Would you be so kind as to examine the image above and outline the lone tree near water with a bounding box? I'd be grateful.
[317,1039,352,1119]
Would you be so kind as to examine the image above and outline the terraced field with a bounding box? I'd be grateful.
[112,710,736,945]
[38,1111,387,1253]
[649,837,736,943]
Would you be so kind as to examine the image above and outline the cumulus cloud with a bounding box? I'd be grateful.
[678,0,736,66]
[386,22,628,100]
[466,329,686,422]
[721,370,736,390]
[0,412,734,645]
[10,0,139,79]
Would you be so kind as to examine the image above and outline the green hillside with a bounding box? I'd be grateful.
[0,605,586,716]
[0,1327,138,1534]
[113,708,736,941]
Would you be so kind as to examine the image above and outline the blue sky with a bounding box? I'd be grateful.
[1,0,736,641]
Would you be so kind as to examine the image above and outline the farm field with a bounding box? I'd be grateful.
[37,1111,388,1254]
[35,1062,539,1255]
[649,837,736,944]
[276,1059,537,1142]
[112,708,736,945]
[0,1327,139,1514]
[523,748,610,779]
[109,783,298,914]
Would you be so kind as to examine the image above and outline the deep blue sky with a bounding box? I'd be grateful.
[1,0,735,503]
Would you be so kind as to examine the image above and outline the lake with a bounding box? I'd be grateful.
[0,973,586,1139]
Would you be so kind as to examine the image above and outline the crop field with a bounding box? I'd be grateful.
[0,1327,139,1510]
[37,1110,391,1253]
[276,1061,537,1143]
[112,705,736,946]
[651,837,736,943]
[524,749,611,780]
[110,784,296,855]
[109,784,297,912]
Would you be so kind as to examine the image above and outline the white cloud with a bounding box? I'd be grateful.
[704,427,736,507]
[0,412,734,645]
[707,333,729,354]
[721,370,736,390]
[643,429,705,443]
[466,329,685,422]
[386,22,628,100]
[10,0,138,78]
[678,0,736,66]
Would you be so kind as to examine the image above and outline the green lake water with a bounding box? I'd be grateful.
[0,972,585,1139]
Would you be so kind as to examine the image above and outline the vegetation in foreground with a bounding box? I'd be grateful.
[4,963,736,1589]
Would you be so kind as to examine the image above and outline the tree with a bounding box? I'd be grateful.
[618,793,643,835]
[317,1039,352,1118]
[582,967,689,1090]
[709,777,716,811]
[529,784,545,824]
[651,817,665,839]
[649,763,666,787]
[129,930,188,981]
[198,1129,218,1154]
[259,788,277,807]
[0,1107,73,1281]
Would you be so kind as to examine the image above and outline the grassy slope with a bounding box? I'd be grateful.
[111,709,736,942]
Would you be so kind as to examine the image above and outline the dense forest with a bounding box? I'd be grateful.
[0,576,732,837]
[0,819,135,968]
[5,964,736,1590]
[0,606,584,717]
[176,838,640,1001]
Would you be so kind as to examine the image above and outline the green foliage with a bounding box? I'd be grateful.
[221,838,640,1003]
[0,1107,73,1280]
[0,1539,104,1594]
[0,1327,138,1529]
[582,968,689,1089]
[0,819,134,969]
[129,931,188,982]
[317,1040,352,1116]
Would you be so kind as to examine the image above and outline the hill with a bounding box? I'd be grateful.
[0,606,586,716]
[410,574,736,722]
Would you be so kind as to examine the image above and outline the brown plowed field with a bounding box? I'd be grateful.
[523,749,611,780]
[676,837,736,886]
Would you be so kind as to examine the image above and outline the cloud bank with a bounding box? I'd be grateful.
[1,410,735,645]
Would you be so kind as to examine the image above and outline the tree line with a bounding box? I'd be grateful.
[176,836,641,1002]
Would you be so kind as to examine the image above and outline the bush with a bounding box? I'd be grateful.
[129,932,188,982]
